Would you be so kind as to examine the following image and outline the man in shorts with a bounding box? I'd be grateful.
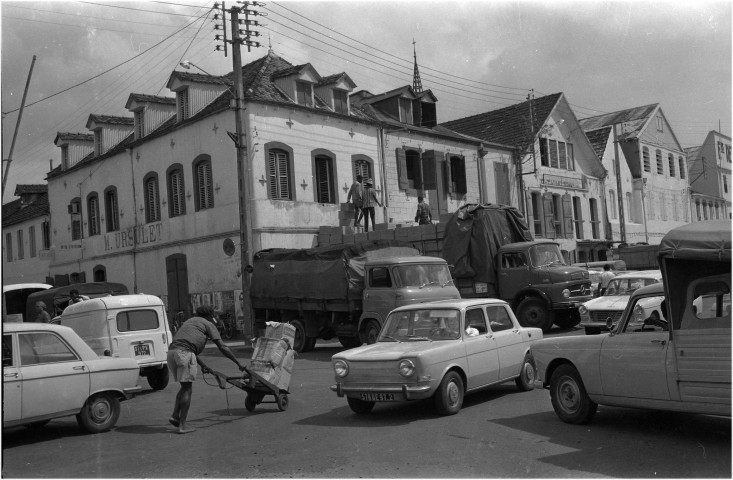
[167,304,246,433]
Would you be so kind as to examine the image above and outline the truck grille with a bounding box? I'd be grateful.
[569,283,592,297]
[589,310,623,324]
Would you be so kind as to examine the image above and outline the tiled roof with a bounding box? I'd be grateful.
[270,64,309,80]
[175,70,232,86]
[88,114,134,126]
[317,73,343,86]
[128,93,176,104]
[584,127,612,160]
[440,93,563,151]
[14,184,48,195]
[2,192,49,227]
[578,104,658,141]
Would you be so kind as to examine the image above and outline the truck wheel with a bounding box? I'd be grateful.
[517,298,553,332]
[347,397,375,414]
[339,335,362,349]
[434,371,464,415]
[363,320,381,344]
[76,393,120,433]
[147,367,170,391]
[303,336,317,352]
[550,364,597,424]
[290,320,307,353]
[554,310,581,329]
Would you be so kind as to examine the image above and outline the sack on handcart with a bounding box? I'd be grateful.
[264,321,296,345]
[252,337,290,366]
[249,349,295,391]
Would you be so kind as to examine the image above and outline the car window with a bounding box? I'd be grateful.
[380,308,460,341]
[486,306,514,332]
[622,295,667,333]
[18,332,79,366]
[369,267,392,288]
[464,308,488,336]
[3,335,13,367]
[606,277,657,296]
[117,309,160,332]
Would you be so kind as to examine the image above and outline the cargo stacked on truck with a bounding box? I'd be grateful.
[441,204,593,332]
[250,240,460,352]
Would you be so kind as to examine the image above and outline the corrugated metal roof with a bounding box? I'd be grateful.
[579,104,658,140]
[128,93,176,104]
[584,127,612,160]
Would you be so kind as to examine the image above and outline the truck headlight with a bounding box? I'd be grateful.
[334,360,349,377]
[562,288,570,298]
[578,305,587,315]
[398,359,415,377]
[474,282,488,294]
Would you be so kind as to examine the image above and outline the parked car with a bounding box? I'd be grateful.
[3,283,52,322]
[578,270,662,334]
[3,322,141,433]
[59,294,172,390]
[330,298,543,415]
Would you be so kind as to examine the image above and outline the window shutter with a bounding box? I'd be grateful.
[268,151,278,199]
[543,193,556,238]
[316,157,332,203]
[422,151,438,190]
[396,148,409,190]
[562,193,574,239]
[278,153,290,199]
[197,161,213,209]
[456,156,467,194]
[525,191,534,235]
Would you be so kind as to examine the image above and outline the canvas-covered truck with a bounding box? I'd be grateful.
[251,240,460,353]
[442,204,593,332]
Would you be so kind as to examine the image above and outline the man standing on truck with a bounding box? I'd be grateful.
[361,178,382,232]
[167,305,246,434]
[346,174,364,227]
[415,196,432,225]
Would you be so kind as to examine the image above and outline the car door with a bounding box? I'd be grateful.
[18,331,91,420]
[497,252,531,301]
[598,293,671,400]
[463,307,500,388]
[363,266,397,322]
[486,305,525,380]
[3,333,22,424]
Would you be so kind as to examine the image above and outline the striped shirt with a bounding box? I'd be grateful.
[362,187,381,208]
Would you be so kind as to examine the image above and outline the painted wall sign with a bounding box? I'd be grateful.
[104,222,162,251]
[542,174,586,190]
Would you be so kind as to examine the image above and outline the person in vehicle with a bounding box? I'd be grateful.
[67,289,90,308]
[166,305,246,434]
[34,301,51,323]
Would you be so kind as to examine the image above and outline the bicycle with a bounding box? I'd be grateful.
[169,311,185,334]
[215,312,234,340]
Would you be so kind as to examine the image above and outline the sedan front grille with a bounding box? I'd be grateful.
[344,361,403,383]
[589,310,623,324]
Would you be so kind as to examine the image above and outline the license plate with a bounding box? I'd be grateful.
[134,344,150,356]
[360,393,395,402]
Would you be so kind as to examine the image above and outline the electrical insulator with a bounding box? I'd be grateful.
[245,40,261,48]
[240,30,261,37]
[251,1,266,6]
[213,13,220,20]
[239,19,261,26]
[215,34,223,41]
[213,2,220,8]
[215,45,224,51]
[214,24,222,30]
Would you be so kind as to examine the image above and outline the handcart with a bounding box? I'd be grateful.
[198,357,290,412]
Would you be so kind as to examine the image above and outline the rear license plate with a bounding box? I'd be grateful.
[134,344,150,356]
[360,393,395,402]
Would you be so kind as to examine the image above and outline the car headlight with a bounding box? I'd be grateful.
[398,359,415,377]
[334,360,349,377]
[578,305,587,315]
[562,288,570,298]
[474,282,488,294]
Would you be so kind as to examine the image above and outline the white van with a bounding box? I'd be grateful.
[3,283,53,322]
[59,294,172,390]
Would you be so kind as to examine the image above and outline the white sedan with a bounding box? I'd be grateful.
[3,323,142,433]
[331,298,543,415]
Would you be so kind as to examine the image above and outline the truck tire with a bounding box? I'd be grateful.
[290,320,308,353]
[339,335,362,349]
[363,320,381,344]
[554,310,581,329]
[517,297,554,332]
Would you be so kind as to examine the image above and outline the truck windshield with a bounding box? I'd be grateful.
[394,264,453,288]
[380,308,461,341]
[529,244,566,267]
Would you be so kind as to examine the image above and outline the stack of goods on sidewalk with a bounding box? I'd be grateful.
[249,322,296,391]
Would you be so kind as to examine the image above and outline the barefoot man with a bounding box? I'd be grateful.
[167,304,246,433]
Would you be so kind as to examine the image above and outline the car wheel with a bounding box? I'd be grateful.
[290,320,307,353]
[517,298,554,332]
[76,393,121,433]
[553,310,581,329]
[338,335,363,349]
[515,353,537,392]
[147,367,170,391]
[363,320,381,345]
[549,364,597,424]
[434,371,464,415]
[347,396,375,414]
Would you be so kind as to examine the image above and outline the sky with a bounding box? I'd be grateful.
[1,0,731,203]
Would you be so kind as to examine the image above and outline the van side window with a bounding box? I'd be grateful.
[117,309,160,332]
[486,306,514,332]
[688,279,731,329]
[369,267,392,288]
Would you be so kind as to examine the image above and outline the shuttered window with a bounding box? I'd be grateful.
[29,226,36,258]
[135,109,145,139]
[643,147,651,172]
[399,98,412,124]
[105,188,120,232]
[16,230,24,260]
[656,149,663,174]
[5,233,12,262]
[195,159,214,210]
[668,154,675,177]
[268,149,292,200]
[589,198,600,239]
[177,89,189,121]
[448,155,467,195]
[678,156,686,179]
[353,159,371,180]
[572,196,583,239]
[333,90,348,115]
[42,221,51,250]
[145,175,160,222]
[549,140,559,168]
[168,168,186,217]
[88,194,101,236]
[296,81,313,107]
[315,155,335,203]
[71,199,82,241]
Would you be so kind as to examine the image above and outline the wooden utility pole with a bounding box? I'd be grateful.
[3,55,36,194]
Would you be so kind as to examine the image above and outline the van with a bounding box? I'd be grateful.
[25,282,128,320]
[3,283,53,322]
[59,294,172,390]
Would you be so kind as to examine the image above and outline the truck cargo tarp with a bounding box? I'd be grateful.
[442,204,533,286]
[251,240,420,302]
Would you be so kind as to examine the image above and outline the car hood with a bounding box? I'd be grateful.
[583,295,630,310]
[333,340,459,362]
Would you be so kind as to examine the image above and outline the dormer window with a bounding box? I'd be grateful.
[296,81,313,107]
[94,129,103,155]
[177,88,190,121]
[333,90,348,115]
[399,98,412,124]
[134,109,145,139]
[61,146,69,169]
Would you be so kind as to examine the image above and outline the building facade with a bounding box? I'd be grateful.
[686,130,731,222]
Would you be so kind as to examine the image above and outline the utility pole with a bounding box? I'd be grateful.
[2,55,36,195]
[612,124,626,243]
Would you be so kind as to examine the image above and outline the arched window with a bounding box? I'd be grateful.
[668,154,675,177]
[312,150,336,204]
[656,149,663,175]
[678,156,686,179]
[352,155,373,183]
[93,265,107,282]
[87,193,101,236]
[193,156,214,210]
[642,147,651,172]
[144,172,161,223]
[104,186,120,232]
[167,164,186,217]
[70,197,82,241]
[266,144,293,200]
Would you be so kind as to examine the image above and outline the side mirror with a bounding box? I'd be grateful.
[606,317,617,332]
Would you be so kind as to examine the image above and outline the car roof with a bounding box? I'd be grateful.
[3,322,74,333]
[61,294,164,315]
[391,298,509,312]
[3,283,53,293]
[612,270,662,280]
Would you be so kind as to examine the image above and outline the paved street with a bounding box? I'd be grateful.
[2,330,731,478]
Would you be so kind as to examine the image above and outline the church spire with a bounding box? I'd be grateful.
[412,39,423,93]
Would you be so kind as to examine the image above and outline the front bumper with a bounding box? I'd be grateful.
[331,382,433,401]
[551,299,590,310]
